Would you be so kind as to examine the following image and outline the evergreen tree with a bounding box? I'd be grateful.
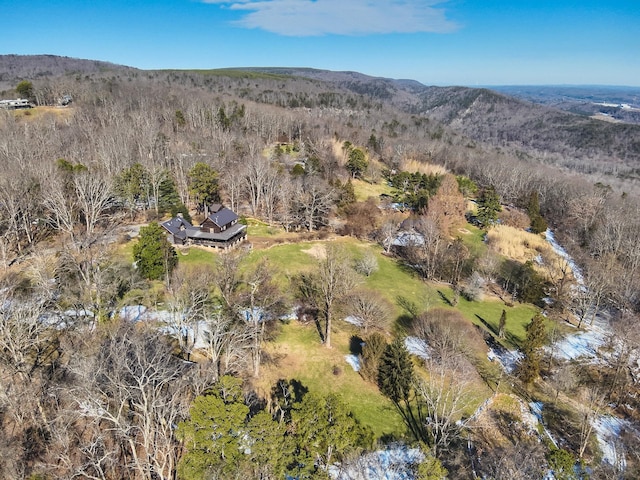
[188,162,220,213]
[346,147,368,178]
[246,411,293,479]
[547,447,578,480]
[359,331,388,383]
[476,185,501,228]
[16,80,33,99]
[115,162,148,211]
[415,445,449,480]
[133,222,177,281]
[378,338,429,443]
[517,313,547,385]
[177,376,249,479]
[378,338,414,404]
[527,190,548,234]
[498,309,507,338]
[291,392,372,474]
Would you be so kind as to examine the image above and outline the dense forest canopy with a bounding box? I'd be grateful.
[1,55,639,479]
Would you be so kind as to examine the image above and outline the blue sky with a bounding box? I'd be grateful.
[1,0,638,86]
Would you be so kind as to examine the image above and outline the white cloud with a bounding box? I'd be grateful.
[202,0,459,36]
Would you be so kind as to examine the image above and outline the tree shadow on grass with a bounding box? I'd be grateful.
[349,335,364,355]
[394,314,415,336]
[438,290,453,306]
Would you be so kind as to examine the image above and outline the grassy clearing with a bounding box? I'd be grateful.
[258,321,406,439]
[246,218,285,237]
[352,178,394,201]
[11,106,74,122]
[399,159,448,176]
[456,223,487,258]
[486,225,576,283]
[454,293,538,347]
[486,225,550,263]
[174,246,217,266]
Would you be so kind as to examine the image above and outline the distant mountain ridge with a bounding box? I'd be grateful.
[2,54,640,174]
[0,54,137,87]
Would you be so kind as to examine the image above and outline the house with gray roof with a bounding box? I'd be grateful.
[161,204,246,249]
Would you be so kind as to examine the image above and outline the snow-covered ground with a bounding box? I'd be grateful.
[548,317,609,361]
[488,346,522,373]
[544,229,584,285]
[529,402,558,448]
[543,229,610,361]
[345,354,360,372]
[404,336,430,361]
[593,415,630,469]
[328,444,423,480]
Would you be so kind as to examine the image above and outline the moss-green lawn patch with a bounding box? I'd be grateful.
[260,321,406,440]
[352,178,394,202]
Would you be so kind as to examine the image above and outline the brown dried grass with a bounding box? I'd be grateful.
[486,225,571,281]
[399,159,448,176]
[486,225,550,263]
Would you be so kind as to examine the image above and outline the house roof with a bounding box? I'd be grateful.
[161,216,193,236]
[206,207,238,228]
[186,222,246,242]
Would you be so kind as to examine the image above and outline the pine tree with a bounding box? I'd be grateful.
[476,185,501,228]
[133,222,178,280]
[527,190,548,234]
[378,338,414,404]
[359,332,388,383]
[176,376,249,479]
[188,162,220,213]
[498,309,507,338]
[517,314,547,385]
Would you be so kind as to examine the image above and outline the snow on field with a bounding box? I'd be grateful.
[404,336,430,361]
[543,229,611,361]
[345,354,360,372]
[344,315,363,327]
[488,346,522,373]
[328,444,423,480]
[529,402,558,448]
[544,229,584,286]
[593,415,629,469]
[549,319,609,361]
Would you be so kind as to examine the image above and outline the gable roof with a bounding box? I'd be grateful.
[206,207,238,228]
[161,216,193,238]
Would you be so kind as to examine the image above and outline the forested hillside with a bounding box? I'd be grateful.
[1,55,639,479]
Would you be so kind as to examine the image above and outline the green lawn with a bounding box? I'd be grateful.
[455,295,538,347]
[246,218,285,237]
[175,245,217,266]
[457,224,488,258]
[261,321,407,440]
[352,178,394,202]
[119,231,548,439]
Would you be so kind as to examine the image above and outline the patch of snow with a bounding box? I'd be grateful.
[345,354,360,372]
[593,415,629,469]
[529,402,558,448]
[392,231,425,247]
[488,347,522,373]
[117,304,148,322]
[328,444,424,480]
[544,229,584,285]
[404,336,430,361]
[547,323,608,361]
[344,315,363,327]
[62,308,95,318]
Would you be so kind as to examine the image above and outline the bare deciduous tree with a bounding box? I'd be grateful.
[70,324,196,480]
[316,244,357,348]
[345,289,391,334]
